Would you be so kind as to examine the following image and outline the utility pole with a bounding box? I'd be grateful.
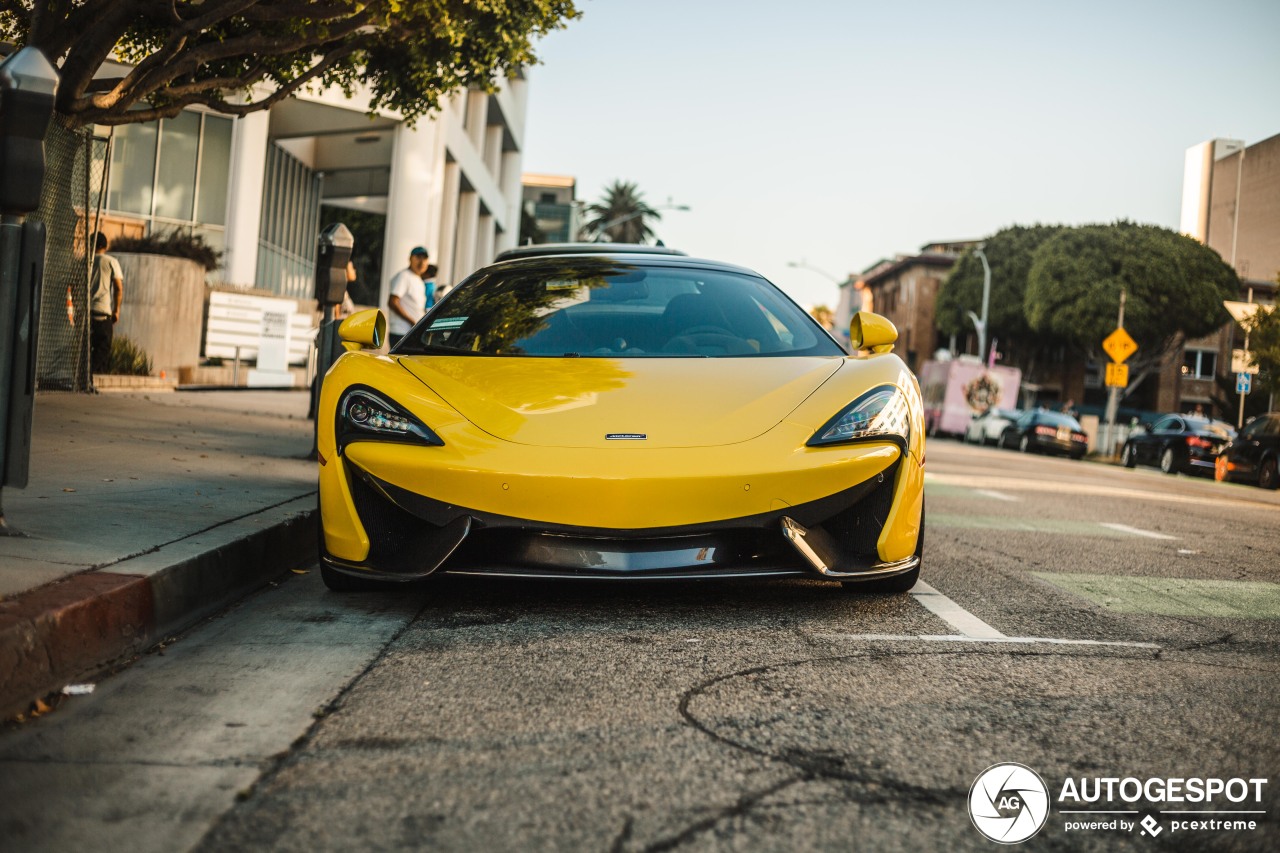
[1102,289,1127,456]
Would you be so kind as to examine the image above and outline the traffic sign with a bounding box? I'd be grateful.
[1237,372,1251,395]
[1105,362,1129,388]
[1231,349,1259,375]
[1102,327,1138,364]
[1224,300,1261,326]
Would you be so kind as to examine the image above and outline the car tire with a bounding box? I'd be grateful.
[1159,447,1179,475]
[1019,434,1031,453]
[1121,443,1136,468]
[844,506,924,595]
[1260,458,1279,491]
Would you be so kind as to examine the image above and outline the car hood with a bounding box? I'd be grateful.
[397,356,842,448]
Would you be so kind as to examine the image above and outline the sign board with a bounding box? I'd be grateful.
[1231,348,1259,375]
[205,291,315,365]
[1237,372,1251,395]
[1102,327,1138,364]
[256,309,293,373]
[1105,362,1129,388]
[1224,300,1261,326]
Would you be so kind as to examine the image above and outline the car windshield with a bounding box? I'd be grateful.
[1033,411,1082,430]
[395,258,843,358]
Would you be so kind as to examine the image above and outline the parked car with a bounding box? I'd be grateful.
[316,243,927,594]
[964,407,1022,446]
[1120,413,1235,476]
[1215,412,1280,490]
[999,409,1089,458]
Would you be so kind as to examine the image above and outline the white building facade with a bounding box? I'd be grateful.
[100,72,530,310]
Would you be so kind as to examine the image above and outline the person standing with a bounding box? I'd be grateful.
[422,263,439,311]
[387,246,430,346]
[89,232,123,376]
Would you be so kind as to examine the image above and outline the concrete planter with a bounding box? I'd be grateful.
[112,253,206,378]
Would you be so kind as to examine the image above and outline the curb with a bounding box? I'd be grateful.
[0,497,317,719]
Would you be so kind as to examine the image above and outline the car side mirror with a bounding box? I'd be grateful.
[338,308,386,351]
[849,311,897,353]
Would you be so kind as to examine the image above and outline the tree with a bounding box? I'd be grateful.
[935,224,1065,372]
[1025,222,1240,385]
[0,1,579,127]
[1242,276,1280,402]
[580,181,660,244]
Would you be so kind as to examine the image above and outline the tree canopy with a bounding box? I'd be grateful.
[0,0,579,127]
[1241,277,1280,400]
[1024,222,1239,371]
[580,181,661,244]
[936,224,1064,347]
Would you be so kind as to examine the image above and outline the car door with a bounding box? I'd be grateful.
[1231,416,1270,478]
[1136,416,1170,464]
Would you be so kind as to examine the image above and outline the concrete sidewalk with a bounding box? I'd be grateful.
[0,390,318,718]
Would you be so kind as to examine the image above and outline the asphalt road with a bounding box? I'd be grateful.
[3,440,1278,852]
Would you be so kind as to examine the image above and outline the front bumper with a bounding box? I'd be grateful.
[321,455,919,583]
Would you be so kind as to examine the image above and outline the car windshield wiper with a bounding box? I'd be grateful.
[397,343,485,356]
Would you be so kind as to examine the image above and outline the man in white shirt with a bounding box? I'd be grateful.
[387,246,430,346]
[89,232,124,376]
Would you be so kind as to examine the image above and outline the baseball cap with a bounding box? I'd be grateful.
[410,246,430,258]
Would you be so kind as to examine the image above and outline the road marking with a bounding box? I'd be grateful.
[1098,523,1178,540]
[924,471,1273,510]
[816,634,1161,649]
[911,581,1006,639]
[975,489,1018,502]
[1033,572,1280,620]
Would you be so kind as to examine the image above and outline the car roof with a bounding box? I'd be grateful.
[494,242,688,262]
[485,248,760,278]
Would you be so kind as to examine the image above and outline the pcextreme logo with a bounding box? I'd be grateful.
[969,764,1270,844]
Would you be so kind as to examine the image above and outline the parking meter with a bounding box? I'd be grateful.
[309,224,354,435]
[0,47,59,215]
[0,47,58,506]
[314,223,354,307]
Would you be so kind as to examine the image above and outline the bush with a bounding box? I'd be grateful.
[110,229,221,271]
[109,335,152,376]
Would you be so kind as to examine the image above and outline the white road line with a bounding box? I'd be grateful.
[924,471,1272,509]
[910,581,1007,639]
[1098,522,1178,540]
[975,489,1018,502]
[816,633,1161,649]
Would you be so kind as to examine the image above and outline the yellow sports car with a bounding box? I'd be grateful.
[317,245,925,592]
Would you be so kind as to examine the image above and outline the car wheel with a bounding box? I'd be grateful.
[1121,443,1136,468]
[1019,434,1031,453]
[1159,447,1179,475]
[844,506,923,594]
[1260,458,1279,491]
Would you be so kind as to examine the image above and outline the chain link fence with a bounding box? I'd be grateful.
[31,119,110,391]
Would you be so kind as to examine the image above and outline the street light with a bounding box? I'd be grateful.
[786,259,843,285]
[965,245,991,362]
[590,201,690,243]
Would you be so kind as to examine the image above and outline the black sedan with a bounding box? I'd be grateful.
[1120,413,1234,476]
[1215,412,1280,489]
[999,409,1089,458]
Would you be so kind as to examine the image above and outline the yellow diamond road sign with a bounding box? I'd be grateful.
[1102,327,1138,364]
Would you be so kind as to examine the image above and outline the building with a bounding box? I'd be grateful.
[96,63,530,307]
[1172,133,1280,417]
[860,242,973,371]
[521,173,578,244]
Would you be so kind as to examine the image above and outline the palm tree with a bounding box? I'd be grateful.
[580,180,661,244]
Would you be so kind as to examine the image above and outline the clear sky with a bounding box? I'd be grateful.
[521,0,1280,307]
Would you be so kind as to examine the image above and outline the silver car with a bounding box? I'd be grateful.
[964,407,1022,445]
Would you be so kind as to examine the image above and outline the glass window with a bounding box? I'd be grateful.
[402,260,841,358]
[107,120,157,215]
[1033,411,1082,430]
[1182,349,1217,379]
[196,115,232,225]
[154,110,200,221]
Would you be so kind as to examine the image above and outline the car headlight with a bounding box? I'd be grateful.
[808,385,910,448]
[337,386,444,453]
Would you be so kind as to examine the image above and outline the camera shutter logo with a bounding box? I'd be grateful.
[969,763,1050,844]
